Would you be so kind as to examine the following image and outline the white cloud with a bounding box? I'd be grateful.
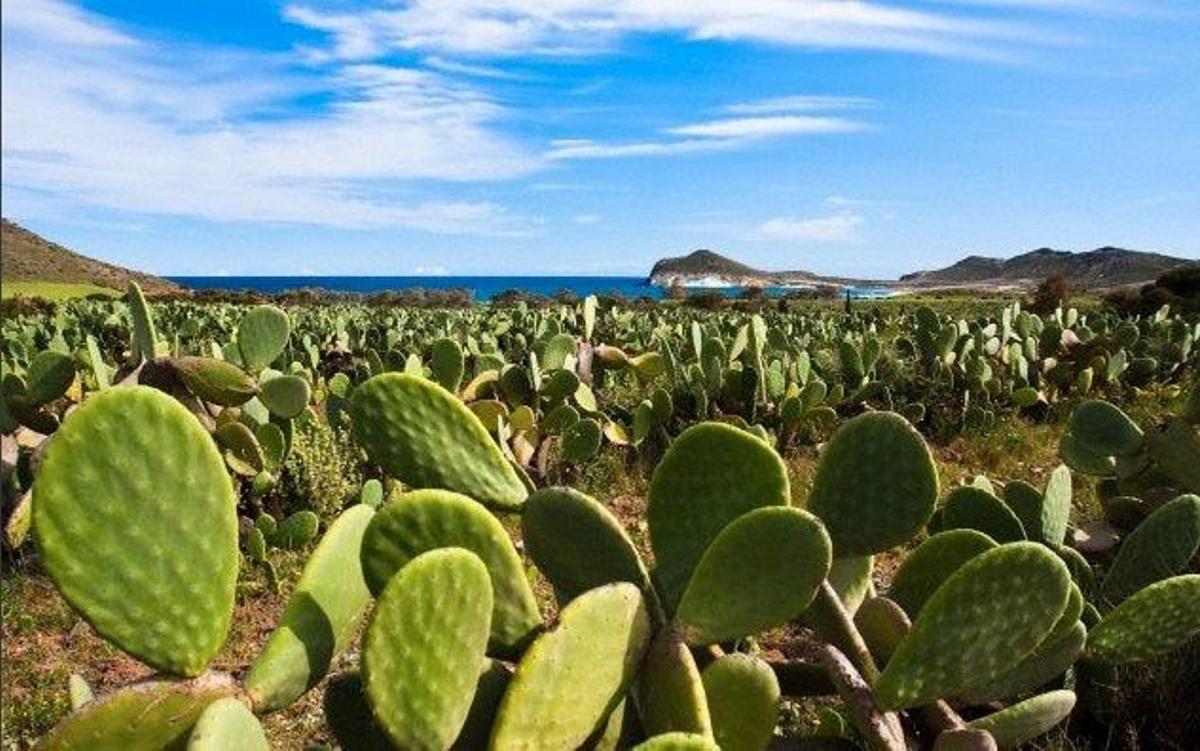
[726,96,876,115]
[668,115,867,139]
[283,0,1076,62]
[412,265,449,275]
[572,213,602,225]
[2,0,541,234]
[749,213,866,243]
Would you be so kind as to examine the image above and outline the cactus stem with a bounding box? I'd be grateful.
[805,581,882,683]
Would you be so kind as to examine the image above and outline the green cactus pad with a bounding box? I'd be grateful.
[1040,465,1073,546]
[932,729,998,751]
[701,653,779,751]
[359,489,540,655]
[490,582,651,750]
[126,282,158,363]
[827,555,875,616]
[1059,431,1116,476]
[676,507,831,644]
[854,596,911,665]
[186,697,268,750]
[1069,400,1144,457]
[648,422,790,612]
[562,417,603,462]
[634,628,712,738]
[430,338,465,393]
[807,411,939,556]
[967,690,1076,750]
[26,350,76,405]
[633,733,721,751]
[887,529,997,617]
[245,505,374,712]
[1100,494,1200,605]
[40,672,237,750]
[1147,419,1200,494]
[1086,574,1200,664]
[350,373,527,509]
[362,548,493,750]
[961,621,1085,704]
[237,306,290,373]
[275,510,320,549]
[874,543,1071,710]
[522,487,651,606]
[33,386,237,676]
[258,374,311,419]
[171,357,257,407]
[941,486,1026,543]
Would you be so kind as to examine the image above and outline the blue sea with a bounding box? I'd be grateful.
[169,276,896,302]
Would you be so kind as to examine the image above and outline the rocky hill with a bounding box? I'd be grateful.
[1,219,179,295]
[902,247,1195,291]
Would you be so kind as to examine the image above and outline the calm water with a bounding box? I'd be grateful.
[168,276,895,302]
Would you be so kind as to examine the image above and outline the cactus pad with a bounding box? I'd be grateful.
[634,628,712,738]
[1100,494,1200,605]
[701,653,780,751]
[522,487,651,606]
[827,555,875,616]
[362,548,493,750]
[807,411,939,556]
[258,374,310,419]
[245,505,374,712]
[1069,400,1144,456]
[961,621,1085,704]
[648,422,790,612]
[351,373,527,509]
[490,583,651,750]
[40,672,237,750]
[874,543,1071,709]
[186,697,268,750]
[967,690,1076,750]
[633,734,721,751]
[941,486,1026,543]
[676,507,831,644]
[360,489,540,655]
[1086,574,1200,664]
[887,529,997,617]
[237,306,290,373]
[33,386,237,676]
[171,357,256,407]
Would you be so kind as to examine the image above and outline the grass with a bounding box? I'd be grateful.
[0,281,120,301]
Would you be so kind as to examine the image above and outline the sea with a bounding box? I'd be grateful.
[168,276,896,302]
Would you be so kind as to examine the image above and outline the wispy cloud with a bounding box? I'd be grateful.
[726,96,876,115]
[749,213,866,243]
[1,0,542,234]
[668,115,867,139]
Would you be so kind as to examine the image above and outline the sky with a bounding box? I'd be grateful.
[2,0,1199,279]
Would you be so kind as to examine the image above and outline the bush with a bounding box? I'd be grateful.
[277,417,364,519]
[1029,275,1071,314]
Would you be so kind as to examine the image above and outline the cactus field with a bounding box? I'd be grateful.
[1,285,1198,750]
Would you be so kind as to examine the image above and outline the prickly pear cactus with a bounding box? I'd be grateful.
[362,548,493,750]
[701,653,780,751]
[633,733,721,751]
[648,422,790,612]
[941,486,1026,543]
[171,357,257,407]
[351,373,528,509]
[675,507,830,645]
[33,386,238,676]
[1069,400,1144,457]
[807,412,939,556]
[635,628,713,738]
[40,672,238,751]
[126,282,158,363]
[245,505,375,712]
[359,489,541,654]
[967,690,1076,750]
[1086,574,1200,664]
[1099,494,1200,605]
[887,529,996,617]
[258,374,310,419]
[186,697,269,750]
[490,582,651,750]
[237,305,290,373]
[961,621,1085,704]
[874,543,1071,709]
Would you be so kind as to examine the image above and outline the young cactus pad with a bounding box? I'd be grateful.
[245,505,375,712]
[874,542,1071,710]
[647,422,790,612]
[33,386,238,676]
[807,412,939,556]
[362,548,493,750]
[39,672,238,751]
[350,373,528,509]
[359,489,541,655]
[701,653,780,751]
[490,582,651,750]
[186,697,269,751]
[522,487,652,606]
[675,507,831,645]
[237,305,291,373]
[1086,574,1200,664]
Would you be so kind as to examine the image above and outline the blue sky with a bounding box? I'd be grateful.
[2,0,1198,278]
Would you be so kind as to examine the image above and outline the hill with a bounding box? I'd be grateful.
[901,247,1195,291]
[1,219,180,296]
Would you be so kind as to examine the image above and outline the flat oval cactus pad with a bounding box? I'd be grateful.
[874,542,1071,710]
[351,373,528,509]
[807,412,939,556]
[186,697,268,750]
[33,386,238,676]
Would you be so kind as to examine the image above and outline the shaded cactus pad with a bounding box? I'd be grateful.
[186,697,268,750]
[874,543,1071,709]
[887,529,996,617]
[33,386,238,676]
[967,690,1076,750]
[350,373,528,509]
[1099,494,1200,605]
[702,653,780,751]
[491,583,651,750]
[1087,574,1200,665]
[362,548,493,750]
[808,412,939,556]
[360,489,541,654]
[40,672,238,751]
[648,422,790,612]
